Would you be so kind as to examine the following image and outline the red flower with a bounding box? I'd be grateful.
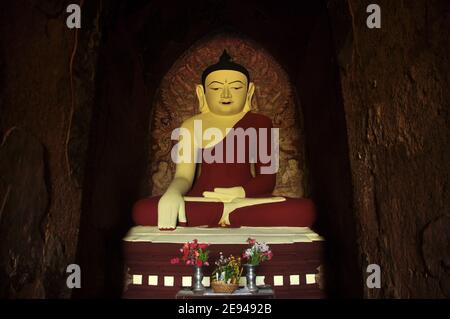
[247,238,256,245]
[263,251,273,260]
[182,247,189,260]
[171,239,210,268]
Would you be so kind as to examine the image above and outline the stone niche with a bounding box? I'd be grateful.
[148,34,308,198]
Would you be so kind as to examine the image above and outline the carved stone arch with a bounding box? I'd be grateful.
[148,33,307,198]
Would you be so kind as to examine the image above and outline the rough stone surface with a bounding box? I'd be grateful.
[0,128,48,298]
[0,0,102,298]
[328,0,450,298]
[421,216,450,296]
[67,0,103,188]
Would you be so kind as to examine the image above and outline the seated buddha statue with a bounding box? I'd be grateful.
[132,50,316,230]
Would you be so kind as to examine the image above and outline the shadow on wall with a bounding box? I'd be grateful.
[296,8,363,298]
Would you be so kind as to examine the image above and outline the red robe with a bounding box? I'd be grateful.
[132,112,316,228]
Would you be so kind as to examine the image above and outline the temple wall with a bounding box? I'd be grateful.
[328,0,450,298]
[0,1,102,298]
[296,10,362,297]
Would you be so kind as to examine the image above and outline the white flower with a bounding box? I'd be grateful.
[259,243,269,252]
[253,242,269,253]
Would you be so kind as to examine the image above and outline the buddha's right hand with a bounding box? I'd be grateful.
[157,190,186,230]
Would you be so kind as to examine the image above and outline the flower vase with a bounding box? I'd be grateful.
[245,264,259,293]
[192,265,205,292]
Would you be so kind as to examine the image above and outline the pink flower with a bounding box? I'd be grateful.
[263,251,273,260]
[243,248,252,259]
[186,260,192,265]
[170,257,180,264]
[204,261,209,266]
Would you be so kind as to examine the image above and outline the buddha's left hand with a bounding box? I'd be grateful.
[202,186,246,203]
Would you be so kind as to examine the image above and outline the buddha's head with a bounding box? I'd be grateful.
[196,50,255,116]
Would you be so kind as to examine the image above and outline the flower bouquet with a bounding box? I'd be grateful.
[242,238,273,292]
[242,238,273,266]
[210,253,243,293]
[170,239,210,292]
[170,239,210,267]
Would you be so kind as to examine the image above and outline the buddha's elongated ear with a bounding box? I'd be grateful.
[243,82,255,112]
[196,84,209,113]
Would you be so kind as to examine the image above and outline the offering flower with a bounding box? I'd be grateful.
[242,237,273,266]
[170,239,210,266]
[211,252,243,285]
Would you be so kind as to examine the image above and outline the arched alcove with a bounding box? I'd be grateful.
[75,0,362,299]
[148,33,308,199]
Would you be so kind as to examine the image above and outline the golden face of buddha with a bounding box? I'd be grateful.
[200,70,254,116]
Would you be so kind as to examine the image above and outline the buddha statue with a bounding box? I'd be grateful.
[132,50,316,230]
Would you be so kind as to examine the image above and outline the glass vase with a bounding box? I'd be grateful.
[192,265,205,292]
[245,264,259,293]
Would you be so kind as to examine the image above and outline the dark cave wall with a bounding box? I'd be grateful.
[0,1,102,298]
[296,11,363,297]
[328,0,450,298]
[74,7,151,297]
